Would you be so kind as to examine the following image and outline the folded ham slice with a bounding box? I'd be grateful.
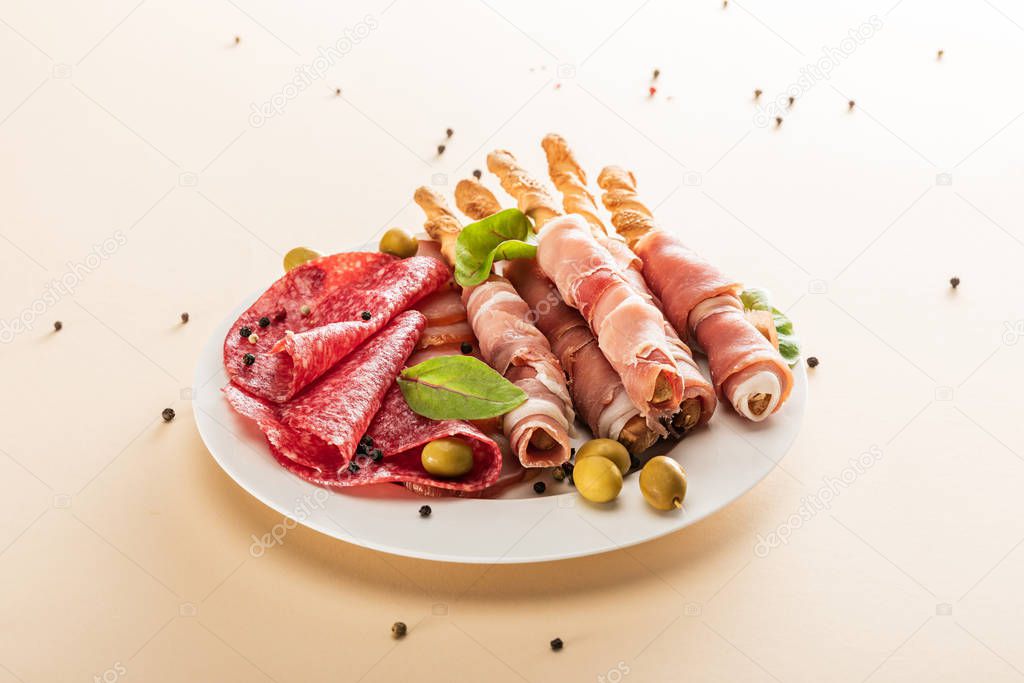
[536,214,684,432]
[225,311,426,474]
[224,253,448,402]
[463,276,574,467]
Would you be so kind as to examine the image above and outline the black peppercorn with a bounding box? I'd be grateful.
[243,353,255,366]
[240,326,252,338]
[472,169,482,180]
[53,321,63,331]
[162,408,175,422]
[180,312,189,323]
[550,638,563,651]
[437,144,446,155]
[446,128,454,138]
[258,316,270,328]
[950,276,960,289]
[392,622,407,638]
[370,448,383,462]
[807,356,819,368]
[460,342,472,354]
[534,481,546,494]
[361,311,372,321]
[419,505,431,517]
[348,462,360,473]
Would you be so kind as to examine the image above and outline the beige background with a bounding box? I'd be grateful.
[2,0,1023,681]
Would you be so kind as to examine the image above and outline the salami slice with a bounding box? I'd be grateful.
[224,253,449,402]
[225,310,426,474]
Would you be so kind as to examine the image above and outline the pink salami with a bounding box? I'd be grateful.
[225,311,426,474]
[224,253,449,402]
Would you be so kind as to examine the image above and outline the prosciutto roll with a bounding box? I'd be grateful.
[599,167,794,420]
[505,259,640,442]
[541,133,715,432]
[463,275,574,467]
[536,214,683,431]
[414,186,573,468]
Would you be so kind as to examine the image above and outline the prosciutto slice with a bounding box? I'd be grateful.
[225,311,426,474]
[599,236,717,429]
[536,214,683,430]
[505,259,640,441]
[633,229,793,419]
[463,276,573,467]
[224,253,449,402]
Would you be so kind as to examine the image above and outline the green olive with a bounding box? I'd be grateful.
[283,246,322,272]
[421,438,474,478]
[574,438,631,475]
[379,228,419,258]
[639,456,687,511]
[573,456,623,504]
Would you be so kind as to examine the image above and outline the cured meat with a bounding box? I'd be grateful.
[415,288,468,326]
[224,253,449,402]
[268,385,502,494]
[463,276,574,467]
[226,311,426,474]
[505,259,640,441]
[597,166,794,421]
[599,236,717,429]
[536,214,683,431]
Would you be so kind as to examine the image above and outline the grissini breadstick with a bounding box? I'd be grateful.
[541,134,716,433]
[486,148,683,431]
[414,185,573,467]
[597,166,794,420]
[455,177,658,454]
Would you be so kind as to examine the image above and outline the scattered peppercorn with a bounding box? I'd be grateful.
[53,321,63,331]
[437,144,446,155]
[775,116,783,127]
[234,36,241,45]
[649,86,657,96]
[418,505,431,517]
[243,353,255,366]
[392,622,408,638]
[534,481,546,494]
[240,326,252,338]
[848,100,856,111]
[335,88,341,96]
[274,310,287,322]
[552,467,566,482]
[446,128,454,138]
[248,333,259,344]
[754,89,762,100]
[370,448,383,462]
[180,312,189,323]
[300,304,311,316]
[348,462,360,473]
[362,436,374,449]
[460,342,473,354]
[807,356,819,368]
[652,68,660,80]
[258,316,270,328]
[722,0,728,7]
[361,311,372,321]
[788,96,795,107]
[550,637,563,651]
[561,461,574,477]
[162,408,175,422]
[950,276,960,289]
[472,169,482,180]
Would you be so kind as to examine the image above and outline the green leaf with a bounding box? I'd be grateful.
[740,288,801,366]
[454,208,537,287]
[398,355,527,420]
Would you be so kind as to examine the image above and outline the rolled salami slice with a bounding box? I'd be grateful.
[224,253,448,402]
[226,311,426,474]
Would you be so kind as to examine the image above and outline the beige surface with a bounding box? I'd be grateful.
[1,1,1023,681]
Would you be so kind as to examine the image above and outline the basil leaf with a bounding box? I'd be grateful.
[454,208,536,287]
[398,355,527,420]
[740,288,801,366]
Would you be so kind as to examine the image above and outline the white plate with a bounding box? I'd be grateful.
[194,290,806,564]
